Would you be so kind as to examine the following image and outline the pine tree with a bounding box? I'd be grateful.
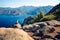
[34,11,44,22]
[39,11,44,19]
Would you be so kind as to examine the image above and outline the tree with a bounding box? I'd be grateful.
[39,11,44,19]
[34,11,44,22]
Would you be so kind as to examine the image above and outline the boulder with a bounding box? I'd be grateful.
[23,24,33,29]
[0,28,34,40]
[45,20,60,26]
[23,22,47,30]
[11,20,22,29]
[55,34,60,39]
[33,22,47,26]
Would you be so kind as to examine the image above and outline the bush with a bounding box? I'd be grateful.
[40,14,56,21]
[34,11,44,22]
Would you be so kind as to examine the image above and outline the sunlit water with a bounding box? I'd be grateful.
[0,14,35,27]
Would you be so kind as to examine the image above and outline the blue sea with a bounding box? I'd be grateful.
[0,14,35,27]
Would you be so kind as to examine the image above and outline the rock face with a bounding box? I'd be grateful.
[23,20,60,29]
[23,22,47,29]
[12,20,22,29]
[45,20,60,26]
[23,20,60,40]
[0,28,34,40]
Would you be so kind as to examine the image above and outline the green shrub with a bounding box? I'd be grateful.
[34,11,44,22]
[40,14,56,21]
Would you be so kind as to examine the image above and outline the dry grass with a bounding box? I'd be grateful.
[0,28,34,40]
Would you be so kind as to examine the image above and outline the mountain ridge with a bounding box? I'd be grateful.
[46,3,60,20]
[0,6,53,15]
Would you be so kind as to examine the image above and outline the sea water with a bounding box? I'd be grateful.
[0,14,35,27]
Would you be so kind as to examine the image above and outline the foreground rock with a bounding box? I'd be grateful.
[23,20,60,31]
[45,20,60,26]
[23,20,60,40]
[0,28,34,40]
[11,20,22,29]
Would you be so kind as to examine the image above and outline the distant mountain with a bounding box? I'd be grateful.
[47,3,60,20]
[0,6,53,16]
[32,6,53,14]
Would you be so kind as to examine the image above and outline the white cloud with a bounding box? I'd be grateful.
[0,0,60,7]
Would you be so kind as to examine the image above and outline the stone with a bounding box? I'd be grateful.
[12,20,22,29]
[0,28,34,40]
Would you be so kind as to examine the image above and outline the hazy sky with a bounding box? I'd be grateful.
[0,0,60,8]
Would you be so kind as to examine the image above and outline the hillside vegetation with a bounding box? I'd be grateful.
[23,3,60,25]
[47,3,60,20]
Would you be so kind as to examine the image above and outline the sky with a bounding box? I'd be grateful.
[0,0,60,8]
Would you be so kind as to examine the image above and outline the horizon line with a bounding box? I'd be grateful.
[0,5,54,8]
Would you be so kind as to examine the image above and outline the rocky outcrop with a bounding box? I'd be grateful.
[23,20,60,28]
[0,28,34,40]
[11,20,22,29]
[23,20,60,40]
[45,20,60,26]
[23,22,47,29]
